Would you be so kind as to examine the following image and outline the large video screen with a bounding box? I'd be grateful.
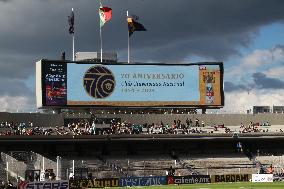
[36,61,224,108]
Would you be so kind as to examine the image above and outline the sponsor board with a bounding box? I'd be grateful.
[211,174,251,183]
[119,176,167,187]
[69,180,93,189]
[252,174,273,182]
[93,178,119,188]
[19,180,69,189]
[69,178,118,188]
[168,175,211,184]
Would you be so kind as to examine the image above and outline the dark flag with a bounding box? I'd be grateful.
[68,9,74,34]
[127,15,146,36]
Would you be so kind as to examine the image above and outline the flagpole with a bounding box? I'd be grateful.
[72,8,75,61]
[100,26,103,62]
[99,0,103,63]
[127,11,130,63]
[72,33,75,61]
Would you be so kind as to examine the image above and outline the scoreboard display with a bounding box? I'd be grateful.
[36,60,224,108]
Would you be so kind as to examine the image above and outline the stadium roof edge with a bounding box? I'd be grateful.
[37,59,223,66]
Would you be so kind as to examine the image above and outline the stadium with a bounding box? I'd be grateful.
[1,1,284,189]
[0,57,284,189]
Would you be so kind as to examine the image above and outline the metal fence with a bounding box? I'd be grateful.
[0,151,134,185]
[0,151,62,184]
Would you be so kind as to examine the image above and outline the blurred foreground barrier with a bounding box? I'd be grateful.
[119,176,167,187]
[252,174,273,182]
[168,175,211,184]
[211,174,251,183]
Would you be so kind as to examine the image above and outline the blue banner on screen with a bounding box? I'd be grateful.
[68,64,199,102]
[119,176,167,187]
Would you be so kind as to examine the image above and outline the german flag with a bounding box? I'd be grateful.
[127,16,146,36]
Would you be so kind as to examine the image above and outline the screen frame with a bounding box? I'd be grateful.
[38,60,224,109]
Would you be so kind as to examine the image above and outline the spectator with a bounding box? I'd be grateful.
[236,142,242,152]
[35,173,40,181]
[28,172,34,182]
[267,165,274,174]
[7,180,13,189]
[168,166,175,176]
[49,172,56,180]
[69,173,74,180]
[87,173,93,180]
[189,119,193,127]
[186,118,190,127]
[195,118,199,127]
[0,181,5,189]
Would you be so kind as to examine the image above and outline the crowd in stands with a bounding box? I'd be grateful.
[0,122,54,136]
[0,119,278,136]
[238,121,276,133]
[0,119,210,136]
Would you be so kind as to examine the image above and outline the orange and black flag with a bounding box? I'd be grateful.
[127,15,146,36]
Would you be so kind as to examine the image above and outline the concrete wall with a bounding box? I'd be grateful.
[0,112,64,127]
[96,113,284,126]
[1,112,284,127]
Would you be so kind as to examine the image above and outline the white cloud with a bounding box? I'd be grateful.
[266,66,284,78]
[221,89,284,113]
[0,95,35,112]
[227,46,284,80]
[242,49,272,68]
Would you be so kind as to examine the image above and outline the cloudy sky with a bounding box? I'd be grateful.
[0,0,284,113]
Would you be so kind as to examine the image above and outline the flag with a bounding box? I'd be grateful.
[68,9,74,34]
[127,15,146,36]
[130,14,139,21]
[99,3,112,27]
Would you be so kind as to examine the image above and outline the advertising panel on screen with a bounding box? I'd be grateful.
[36,60,224,108]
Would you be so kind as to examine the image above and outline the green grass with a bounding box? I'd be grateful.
[115,182,284,189]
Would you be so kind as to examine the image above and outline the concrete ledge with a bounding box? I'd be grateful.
[1,132,284,142]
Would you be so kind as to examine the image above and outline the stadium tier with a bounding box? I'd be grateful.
[1,111,284,187]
